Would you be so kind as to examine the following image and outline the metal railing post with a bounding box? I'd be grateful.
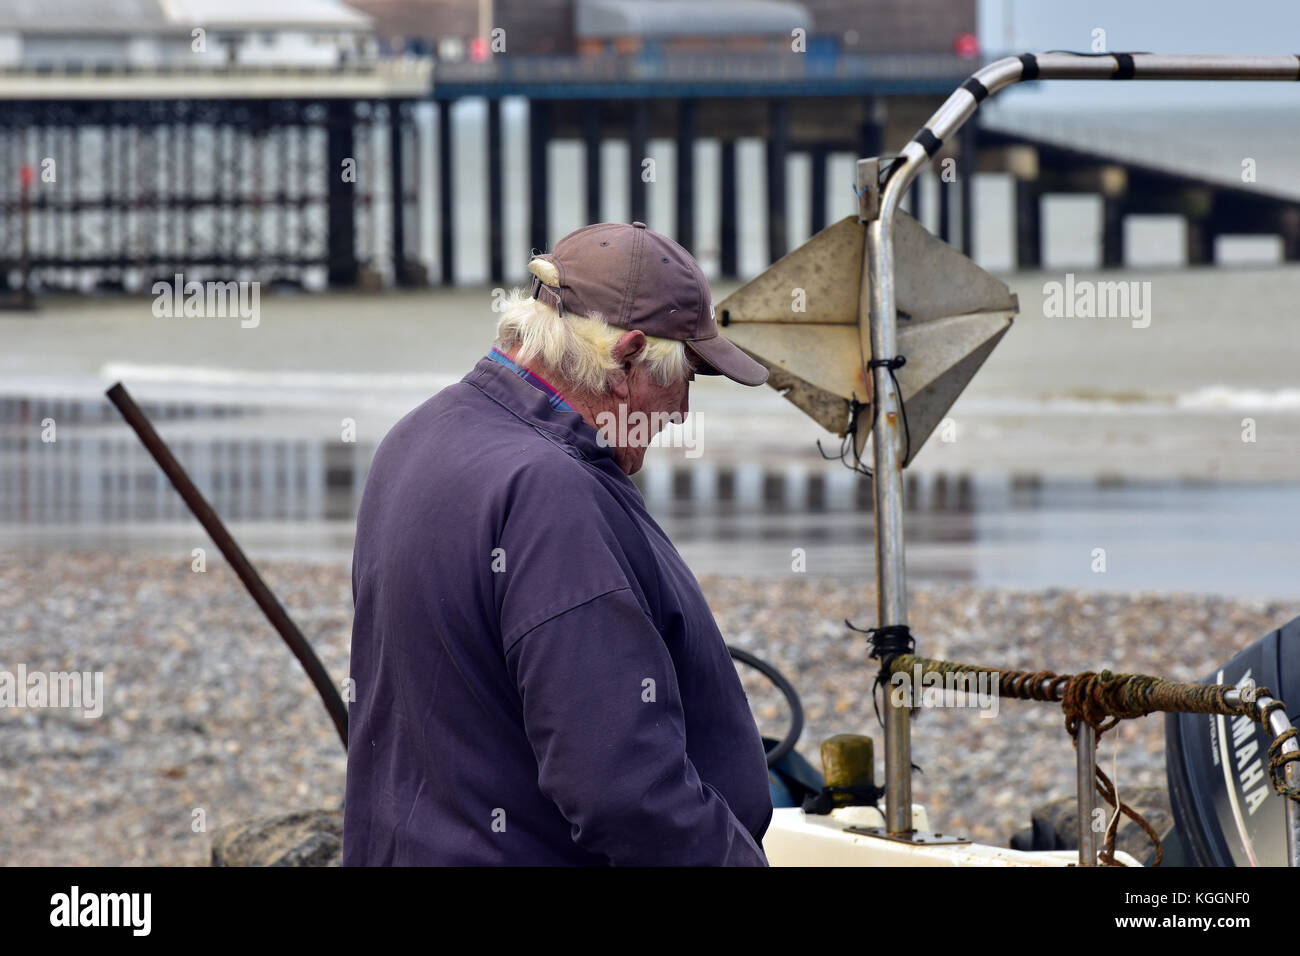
[1076,724,1098,865]
[858,157,913,835]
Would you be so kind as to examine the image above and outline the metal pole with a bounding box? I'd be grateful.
[1076,723,1098,865]
[106,382,349,750]
[858,157,912,835]
[1226,688,1300,867]
[1267,701,1300,869]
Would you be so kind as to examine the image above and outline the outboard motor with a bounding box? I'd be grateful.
[1165,615,1300,866]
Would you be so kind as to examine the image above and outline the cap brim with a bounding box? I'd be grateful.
[686,334,769,386]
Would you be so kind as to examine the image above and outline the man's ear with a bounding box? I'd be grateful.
[612,330,647,368]
[608,330,646,399]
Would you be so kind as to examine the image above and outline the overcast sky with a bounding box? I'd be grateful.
[977,0,1300,110]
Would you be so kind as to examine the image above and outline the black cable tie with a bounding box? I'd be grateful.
[1018,53,1039,81]
[1112,53,1136,79]
[961,76,989,103]
[865,623,915,662]
[863,355,912,467]
[915,128,943,157]
[820,355,913,476]
[847,619,917,729]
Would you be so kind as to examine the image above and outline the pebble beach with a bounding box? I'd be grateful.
[3,551,1296,866]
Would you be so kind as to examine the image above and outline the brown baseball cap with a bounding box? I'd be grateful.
[528,220,769,387]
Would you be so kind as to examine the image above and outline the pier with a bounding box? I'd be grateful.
[3,56,1300,293]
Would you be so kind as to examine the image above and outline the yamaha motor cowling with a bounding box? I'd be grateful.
[1165,615,1300,866]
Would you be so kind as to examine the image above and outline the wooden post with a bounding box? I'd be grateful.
[1280,206,1300,262]
[326,99,357,287]
[959,118,978,257]
[1186,217,1214,265]
[389,101,407,286]
[1102,195,1125,268]
[720,139,738,277]
[676,98,697,251]
[938,167,952,243]
[487,97,503,282]
[811,143,828,235]
[583,101,602,225]
[629,97,649,225]
[437,99,454,284]
[766,98,788,262]
[1015,179,1041,270]
[529,98,551,255]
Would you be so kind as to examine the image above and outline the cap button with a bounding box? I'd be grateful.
[632,221,646,229]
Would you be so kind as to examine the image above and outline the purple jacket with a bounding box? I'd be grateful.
[343,355,773,865]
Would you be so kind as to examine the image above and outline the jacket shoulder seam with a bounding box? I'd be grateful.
[503,585,645,656]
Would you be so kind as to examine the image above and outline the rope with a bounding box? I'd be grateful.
[1095,764,1163,867]
[1255,697,1300,800]
[891,655,1249,722]
[885,653,1300,866]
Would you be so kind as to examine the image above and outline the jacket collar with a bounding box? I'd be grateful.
[463,355,616,466]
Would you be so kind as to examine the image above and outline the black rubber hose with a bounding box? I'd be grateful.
[728,645,804,768]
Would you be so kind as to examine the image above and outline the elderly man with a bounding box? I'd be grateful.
[344,221,773,866]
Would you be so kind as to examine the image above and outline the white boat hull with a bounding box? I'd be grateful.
[764,806,1141,867]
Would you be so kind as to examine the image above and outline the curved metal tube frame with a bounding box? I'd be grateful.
[867,53,1300,863]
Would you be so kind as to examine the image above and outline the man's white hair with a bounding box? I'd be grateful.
[494,257,690,396]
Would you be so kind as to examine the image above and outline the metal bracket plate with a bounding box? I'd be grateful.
[844,826,971,846]
[855,156,883,222]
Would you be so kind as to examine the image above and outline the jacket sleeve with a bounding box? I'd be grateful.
[503,585,769,866]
